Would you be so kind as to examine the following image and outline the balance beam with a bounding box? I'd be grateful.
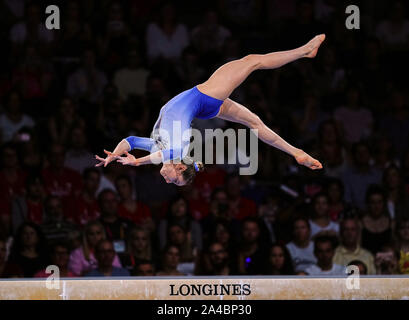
[0,276,408,300]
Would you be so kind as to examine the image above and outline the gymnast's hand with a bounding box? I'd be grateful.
[294,150,323,170]
[95,150,120,167]
[117,151,139,166]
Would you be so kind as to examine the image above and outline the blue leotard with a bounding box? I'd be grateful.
[124,86,224,162]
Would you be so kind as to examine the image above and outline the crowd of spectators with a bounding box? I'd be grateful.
[1,0,409,278]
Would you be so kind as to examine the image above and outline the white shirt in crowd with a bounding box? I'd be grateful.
[309,220,339,239]
[286,241,317,273]
[305,263,346,276]
[146,23,189,61]
[0,114,35,142]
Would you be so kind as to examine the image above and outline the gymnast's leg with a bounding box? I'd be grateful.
[217,98,323,170]
[197,34,325,101]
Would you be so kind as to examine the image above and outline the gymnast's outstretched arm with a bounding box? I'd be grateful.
[95,136,156,167]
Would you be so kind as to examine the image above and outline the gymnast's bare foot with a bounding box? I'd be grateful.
[294,149,323,170]
[304,34,326,58]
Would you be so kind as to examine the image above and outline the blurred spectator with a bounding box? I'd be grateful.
[11,175,46,234]
[156,244,185,276]
[375,1,409,49]
[66,49,108,104]
[296,91,330,145]
[361,186,393,255]
[204,219,237,261]
[178,184,209,221]
[96,2,131,73]
[372,135,398,170]
[195,242,235,276]
[375,244,400,275]
[315,120,347,178]
[133,259,155,276]
[119,226,154,274]
[286,217,317,273]
[305,235,345,275]
[175,46,206,89]
[86,239,130,277]
[396,218,409,274]
[347,260,368,275]
[334,86,373,144]
[166,223,197,275]
[0,91,35,143]
[309,193,339,238]
[40,196,78,245]
[9,2,54,46]
[383,165,409,221]
[235,217,270,275]
[68,220,122,276]
[202,188,241,243]
[158,196,202,251]
[191,9,231,55]
[257,193,280,245]
[379,90,409,157]
[146,3,190,62]
[115,175,154,232]
[67,168,101,226]
[333,217,376,274]
[225,173,257,220]
[34,242,76,277]
[9,222,49,277]
[342,142,382,210]
[97,189,133,245]
[193,165,227,204]
[0,142,27,233]
[266,244,295,275]
[0,237,23,278]
[41,143,83,199]
[325,178,349,222]
[113,50,149,100]
[11,45,53,105]
[64,126,95,174]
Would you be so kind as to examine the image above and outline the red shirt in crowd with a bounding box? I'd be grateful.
[229,197,257,220]
[118,202,151,225]
[41,167,82,198]
[26,199,44,225]
[64,195,101,227]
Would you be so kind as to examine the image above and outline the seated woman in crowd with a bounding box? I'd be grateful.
[8,222,49,277]
[325,178,350,222]
[35,242,75,278]
[309,192,339,239]
[119,226,155,274]
[382,165,409,221]
[267,243,295,275]
[68,220,122,276]
[155,244,185,276]
[166,223,198,275]
[158,196,202,252]
[361,186,393,255]
[286,217,317,273]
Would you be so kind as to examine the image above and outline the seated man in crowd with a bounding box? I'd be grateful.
[333,216,376,274]
[86,239,130,277]
[305,235,345,276]
[133,260,155,276]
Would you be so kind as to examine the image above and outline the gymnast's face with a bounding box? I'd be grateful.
[160,163,187,186]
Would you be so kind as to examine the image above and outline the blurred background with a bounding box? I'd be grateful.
[0,0,409,278]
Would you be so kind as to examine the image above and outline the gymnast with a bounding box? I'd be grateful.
[95,34,326,186]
